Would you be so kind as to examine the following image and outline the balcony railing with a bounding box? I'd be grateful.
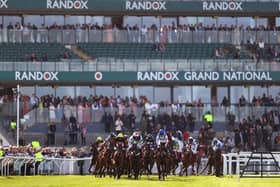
[0,29,279,44]
[21,105,280,128]
[0,60,279,72]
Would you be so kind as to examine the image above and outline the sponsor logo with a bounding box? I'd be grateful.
[0,0,8,8]
[47,0,88,9]
[126,1,166,11]
[137,72,179,81]
[203,1,242,11]
[94,72,103,81]
[15,72,59,81]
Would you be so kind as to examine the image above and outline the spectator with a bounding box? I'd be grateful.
[115,116,123,135]
[30,53,38,62]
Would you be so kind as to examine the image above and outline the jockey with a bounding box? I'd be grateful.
[211,137,224,151]
[145,134,156,150]
[115,133,126,150]
[187,136,199,154]
[95,136,104,151]
[128,131,143,149]
[105,132,116,149]
[156,129,169,148]
[173,130,184,159]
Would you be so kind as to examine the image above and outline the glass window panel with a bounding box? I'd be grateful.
[230,86,249,104]
[44,15,64,26]
[217,87,228,104]
[161,17,177,27]
[154,87,170,103]
[21,87,35,97]
[237,17,255,28]
[56,86,75,98]
[174,86,192,103]
[104,17,112,25]
[192,86,211,103]
[76,86,93,97]
[123,16,141,27]
[115,86,134,98]
[268,86,280,98]
[179,17,197,25]
[249,86,268,101]
[198,17,217,27]
[3,16,21,27]
[36,86,55,97]
[95,86,114,97]
[217,17,236,27]
[134,86,153,102]
[276,17,280,27]
[142,16,160,28]
[256,18,268,27]
[65,16,85,25]
[85,16,104,25]
[23,15,43,27]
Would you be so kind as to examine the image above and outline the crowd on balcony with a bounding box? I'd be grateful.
[1,22,279,44]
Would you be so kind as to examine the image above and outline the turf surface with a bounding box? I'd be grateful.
[1,175,280,187]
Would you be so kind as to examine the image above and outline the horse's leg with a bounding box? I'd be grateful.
[157,162,161,180]
[196,157,201,176]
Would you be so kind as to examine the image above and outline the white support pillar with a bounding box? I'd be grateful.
[16,84,20,147]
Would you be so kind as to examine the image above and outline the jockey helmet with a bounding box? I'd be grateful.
[176,130,182,140]
[110,132,116,138]
[159,129,165,136]
[188,137,194,143]
[117,133,124,138]
[96,136,103,142]
[133,131,140,137]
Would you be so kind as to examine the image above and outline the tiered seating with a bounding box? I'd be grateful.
[77,43,244,59]
[0,43,78,62]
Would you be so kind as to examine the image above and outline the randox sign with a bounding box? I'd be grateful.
[203,1,242,11]
[0,0,8,8]
[15,71,59,81]
[126,0,166,11]
[47,0,88,9]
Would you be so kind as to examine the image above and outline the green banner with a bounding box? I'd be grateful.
[0,71,279,83]
[0,0,279,12]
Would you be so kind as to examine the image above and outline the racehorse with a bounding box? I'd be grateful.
[127,144,142,179]
[142,144,155,177]
[180,146,193,176]
[88,144,99,174]
[180,144,202,176]
[112,143,125,179]
[156,143,168,180]
[199,146,215,175]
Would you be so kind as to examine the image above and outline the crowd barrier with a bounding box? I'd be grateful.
[1,152,280,176]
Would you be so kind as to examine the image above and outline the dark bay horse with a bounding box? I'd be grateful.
[142,145,155,177]
[112,143,125,179]
[156,143,168,180]
[127,144,142,179]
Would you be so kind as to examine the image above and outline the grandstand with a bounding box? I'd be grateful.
[0,0,279,182]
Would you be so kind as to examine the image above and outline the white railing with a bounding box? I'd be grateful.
[222,152,280,177]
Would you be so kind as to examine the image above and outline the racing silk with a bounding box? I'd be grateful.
[187,142,198,154]
[177,139,184,153]
[212,139,224,151]
[156,133,169,147]
[115,137,126,150]
[128,136,143,149]
[145,140,155,150]
[171,137,179,151]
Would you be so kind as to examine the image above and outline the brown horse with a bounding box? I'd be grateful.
[88,144,99,174]
[199,147,215,175]
[142,145,155,177]
[156,143,168,180]
[180,147,193,176]
[127,144,142,179]
[112,143,125,179]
